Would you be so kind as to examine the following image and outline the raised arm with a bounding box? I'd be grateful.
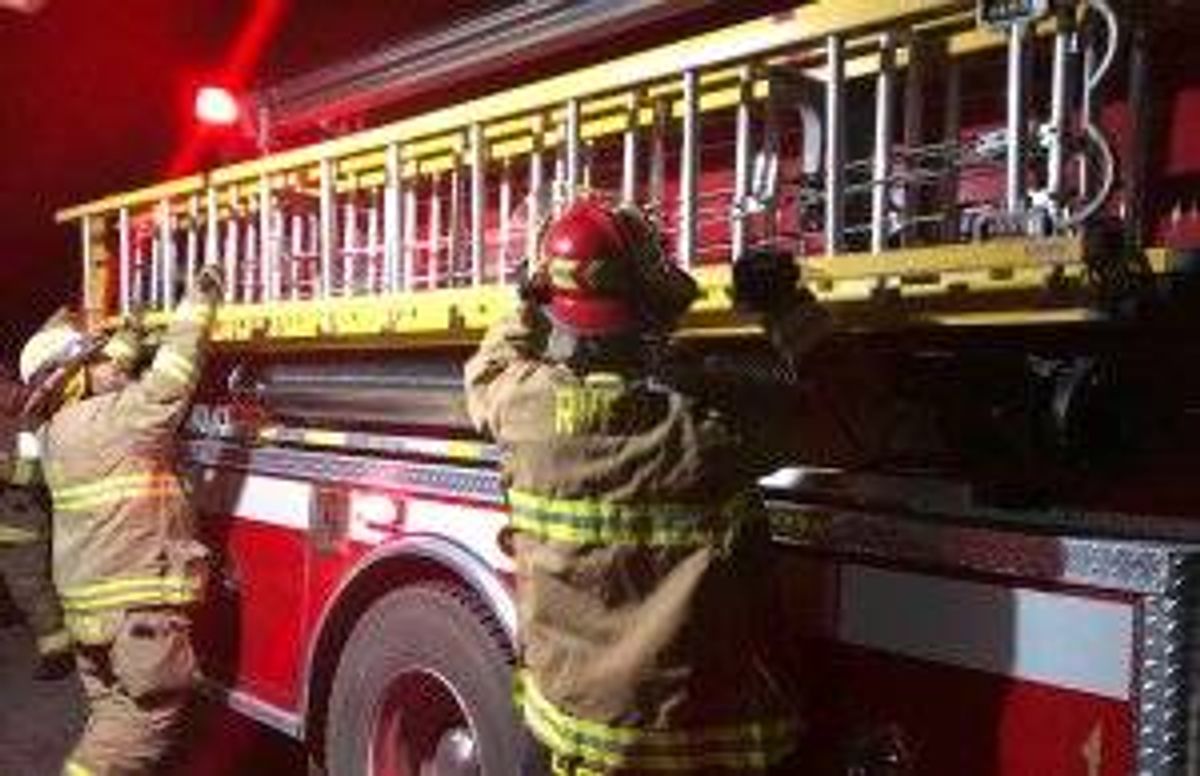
[117,267,223,432]
[463,304,550,439]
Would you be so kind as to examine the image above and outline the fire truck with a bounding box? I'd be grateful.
[51,1,1200,773]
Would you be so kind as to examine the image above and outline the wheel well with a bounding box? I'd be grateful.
[303,549,514,762]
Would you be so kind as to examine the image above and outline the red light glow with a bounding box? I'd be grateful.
[194,86,241,126]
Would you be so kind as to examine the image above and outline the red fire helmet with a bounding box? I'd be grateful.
[538,198,695,335]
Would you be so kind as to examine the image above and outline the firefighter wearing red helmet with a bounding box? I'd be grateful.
[465,197,833,775]
[20,266,224,776]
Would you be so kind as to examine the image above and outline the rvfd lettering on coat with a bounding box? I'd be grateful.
[554,373,624,436]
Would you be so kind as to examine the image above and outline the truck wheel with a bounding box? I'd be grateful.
[326,584,531,776]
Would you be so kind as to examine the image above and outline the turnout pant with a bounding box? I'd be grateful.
[0,486,67,658]
[63,608,196,776]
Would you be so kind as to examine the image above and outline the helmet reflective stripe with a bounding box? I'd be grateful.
[19,324,84,383]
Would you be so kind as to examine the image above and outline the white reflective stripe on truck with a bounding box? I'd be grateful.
[838,564,1134,701]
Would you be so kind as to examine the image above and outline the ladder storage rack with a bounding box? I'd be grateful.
[57,0,1134,348]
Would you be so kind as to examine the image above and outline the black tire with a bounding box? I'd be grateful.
[325,584,532,776]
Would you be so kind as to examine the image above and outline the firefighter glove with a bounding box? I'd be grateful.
[516,258,553,307]
[732,248,806,314]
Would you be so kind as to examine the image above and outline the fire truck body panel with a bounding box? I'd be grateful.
[187,405,518,739]
[771,496,1200,774]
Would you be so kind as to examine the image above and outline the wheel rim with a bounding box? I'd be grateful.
[371,668,481,776]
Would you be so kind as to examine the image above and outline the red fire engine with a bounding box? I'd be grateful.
[53,1,1200,774]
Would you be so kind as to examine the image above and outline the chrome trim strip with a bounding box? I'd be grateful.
[186,439,504,506]
[198,680,305,740]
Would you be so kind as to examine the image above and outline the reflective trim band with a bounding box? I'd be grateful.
[0,523,39,544]
[64,759,94,776]
[152,347,195,386]
[256,424,500,463]
[36,628,72,656]
[11,458,38,487]
[508,489,746,547]
[517,673,797,771]
[51,472,179,513]
[64,611,116,645]
[61,575,202,612]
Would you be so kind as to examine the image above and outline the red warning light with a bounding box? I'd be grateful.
[194,86,241,127]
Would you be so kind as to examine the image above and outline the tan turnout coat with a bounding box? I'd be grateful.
[465,308,835,773]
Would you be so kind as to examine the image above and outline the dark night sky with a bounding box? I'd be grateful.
[0,0,504,358]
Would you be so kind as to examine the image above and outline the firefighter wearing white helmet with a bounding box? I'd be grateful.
[0,359,71,681]
[22,265,223,776]
[464,197,837,775]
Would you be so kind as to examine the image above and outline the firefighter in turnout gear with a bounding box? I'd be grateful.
[0,366,70,678]
[465,198,833,775]
[21,266,223,776]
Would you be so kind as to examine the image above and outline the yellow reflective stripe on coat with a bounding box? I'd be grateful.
[152,346,195,386]
[63,759,94,776]
[0,523,39,544]
[508,489,742,546]
[51,472,179,513]
[60,575,202,612]
[516,673,797,771]
[10,457,38,486]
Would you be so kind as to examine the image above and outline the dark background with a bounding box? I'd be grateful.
[0,0,507,360]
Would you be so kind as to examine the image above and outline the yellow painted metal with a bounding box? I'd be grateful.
[66,0,1131,346]
[99,238,1094,350]
[56,0,968,221]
